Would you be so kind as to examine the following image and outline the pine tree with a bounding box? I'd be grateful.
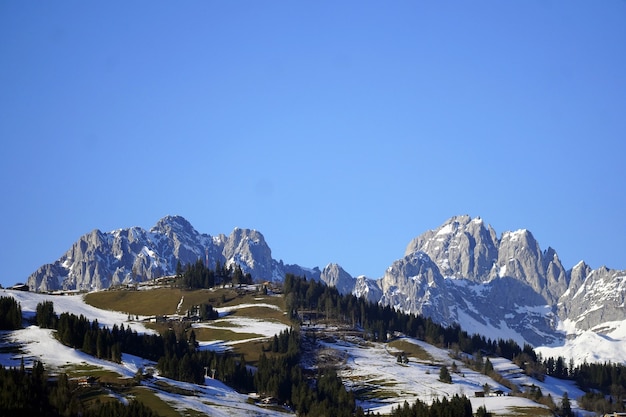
[439,365,452,383]
[560,391,574,417]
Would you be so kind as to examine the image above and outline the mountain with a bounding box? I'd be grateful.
[27,215,316,292]
[370,215,625,351]
[26,214,626,361]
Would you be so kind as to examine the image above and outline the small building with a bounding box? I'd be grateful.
[10,283,29,292]
[474,391,485,398]
[78,376,98,387]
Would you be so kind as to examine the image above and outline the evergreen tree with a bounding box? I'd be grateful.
[439,365,452,383]
[0,296,22,330]
[560,391,574,417]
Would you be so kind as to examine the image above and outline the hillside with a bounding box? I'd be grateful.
[1,282,608,417]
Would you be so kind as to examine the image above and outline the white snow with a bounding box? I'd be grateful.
[324,334,579,415]
[193,316,289,347]
[175,296,184,315]
[0,325,153,379]
[455,308,526,347]
[1,289,152,334]
[536,319,626,365]
[148,376,288,416]
[436,224,454,236]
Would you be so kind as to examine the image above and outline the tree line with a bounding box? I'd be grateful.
[387,395,474,417]
[35,301,254,390]
[37,300,166,364]
[0,360,157,417]
[255,327,362,417]
[156,328,253,390]
[283,274,533,362]
[543,356,626,414]
[284,274,626,416]
[0,296,22,330]
[176,259,252,289]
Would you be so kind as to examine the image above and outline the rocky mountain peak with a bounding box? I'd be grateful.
[150,215,198,238]
[404,215,498,281]
[380,251,452,323]
[320,263,355,295]
[223,228,276,281]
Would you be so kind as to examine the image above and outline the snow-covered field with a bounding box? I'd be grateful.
[319,334,584,416]
[0,289,292,416]
[536,318,626,365]
[1,289,152,333]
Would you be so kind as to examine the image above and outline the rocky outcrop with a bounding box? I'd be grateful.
[223,228,278,281]
[558,266,626,331]
[404,215,498,281]
[320,263,356,295]
[379,251,453,324]
[27,216,299,291]
[377,215,624,346]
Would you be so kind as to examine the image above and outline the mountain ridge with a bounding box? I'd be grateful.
[25,215,626,359]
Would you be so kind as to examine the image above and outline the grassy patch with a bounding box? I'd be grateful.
[153,380,197,396]
[85,288,186,316]
[58,363,127,383]
[84,287,286,318]
[224,292,284,308]
[192,327,264,343]
[128,386,182,417]
[506,406,553,417]
[353,385,401,400]
[233,341,265,364]
[231,305,290,325]
[388,339,433,362]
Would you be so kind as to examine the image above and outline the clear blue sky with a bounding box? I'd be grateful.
[1,1,625,287]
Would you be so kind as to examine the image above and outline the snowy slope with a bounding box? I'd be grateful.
[536,319,626,365]
[0,289,292,416]
[320,334,584,416]
[1,289,152,333]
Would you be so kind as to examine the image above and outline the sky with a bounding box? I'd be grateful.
[1,1,625,288]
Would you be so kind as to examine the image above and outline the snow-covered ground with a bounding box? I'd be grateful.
[536,318,626,365]
[0,289,596,416]
[147,376,290,417]
[194,302,290,351]
[0,289,292,416]
[1,289,152,333]
[321,334,585,416]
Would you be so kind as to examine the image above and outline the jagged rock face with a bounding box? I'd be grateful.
[542,247,569,303]
[320,263,356,295]
[447,277,560,346]
[405,215,499,281]
[566,261,592,302]
[353,275,383,303]
[558,266,626,331]
[491,230,568,304]
[379,252,453,324]
[223,228,277,281]
[405,216,568,304]
[379,216,599,346]
[27,216,285,291]
[148,216,217,267]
